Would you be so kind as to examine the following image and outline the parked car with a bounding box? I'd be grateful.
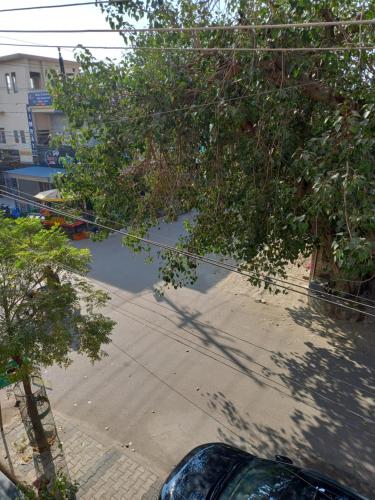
[159,443,367,499]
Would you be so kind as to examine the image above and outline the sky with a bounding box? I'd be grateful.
[0,0,130,63]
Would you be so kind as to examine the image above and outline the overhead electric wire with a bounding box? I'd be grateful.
[109,338,335,500]
[72,83,321,125]
[0,42,373,52]
[5,181,373,314]
[2,226,375,484]
[57,262,375,429]
[21,246,372,431]
[1,187,374,320]
[0,18,374,32]
[0,1,126,13]
[0,34,73,52]
[286,272,375,306]
[0,82,353,134]
[58,258,375,397]
[0,184,371,314]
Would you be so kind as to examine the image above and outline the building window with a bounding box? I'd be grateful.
[20,130,26,144]
[37,129,50,145]
[0,128,6,144]
[5,73,11,93]
[11,72,17,93]
[29,71,42,89]
[13,130,19,144]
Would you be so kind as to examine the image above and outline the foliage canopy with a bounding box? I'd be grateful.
[50,0,375,292]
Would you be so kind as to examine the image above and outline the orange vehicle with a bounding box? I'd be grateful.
[41,208,89,240]
[35,188,89,240]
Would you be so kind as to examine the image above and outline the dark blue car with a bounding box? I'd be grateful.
[160,443,367,499]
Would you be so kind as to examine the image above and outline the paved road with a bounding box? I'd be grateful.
[47,219,375,497]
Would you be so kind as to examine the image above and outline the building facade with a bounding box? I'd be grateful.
[0,53,79,169]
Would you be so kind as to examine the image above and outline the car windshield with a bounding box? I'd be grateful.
[220,461,353,499]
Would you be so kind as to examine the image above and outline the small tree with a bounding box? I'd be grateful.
[0,217,115,453]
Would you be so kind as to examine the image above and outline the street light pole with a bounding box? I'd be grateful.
[58,47,65,75]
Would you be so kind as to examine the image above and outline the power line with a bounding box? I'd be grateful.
[61,260,375,398]
[0,184,370,314]
[0,83,321,135]
[129,293,375,396]
[9,171,370,315]
[3,73,373,311]
[0,1,126,13]
[0,34,73,54]
[0,19,374,32]
[0,83,355,143]
[109,338,335,499]
[286,272,375,306]
[108,299,375,427]
[4,220,374,415]
[0,42,373,53]
[43,256,375,428]
[1,187,374,320]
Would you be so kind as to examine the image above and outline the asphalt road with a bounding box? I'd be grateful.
[47,219,375,497]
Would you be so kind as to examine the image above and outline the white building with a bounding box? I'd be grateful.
[0,53,79,166]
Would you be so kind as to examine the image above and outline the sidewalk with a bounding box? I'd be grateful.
[0,406,162,499]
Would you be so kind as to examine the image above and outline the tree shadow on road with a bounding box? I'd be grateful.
[151,295,293,393]
[274,305,375,496]
[204,305,375,498]
[206,390,373,497]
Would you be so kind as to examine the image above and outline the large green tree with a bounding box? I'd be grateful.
[0,217,114,454]
[50,0,375,296]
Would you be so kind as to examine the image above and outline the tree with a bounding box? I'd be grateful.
[0,217,115,453]
[50,0,375,297]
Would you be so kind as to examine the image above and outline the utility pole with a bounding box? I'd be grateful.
[58,47,65,75]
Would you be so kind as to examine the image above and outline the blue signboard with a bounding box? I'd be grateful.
[26,104,37,155]
[28,91,53,106]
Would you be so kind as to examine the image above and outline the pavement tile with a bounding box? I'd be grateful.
[0,411,160,500]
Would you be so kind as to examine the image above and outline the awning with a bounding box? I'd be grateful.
[34,189,64,202]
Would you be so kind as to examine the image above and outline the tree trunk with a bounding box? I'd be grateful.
[309,241,368,320]
[310,243,360,294]
[22,375,50,454]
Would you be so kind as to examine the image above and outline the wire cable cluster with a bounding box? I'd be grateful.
[0,42,374,52]
[1,19,374,32]
[1,185,374,320]
[0,1,126,13]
